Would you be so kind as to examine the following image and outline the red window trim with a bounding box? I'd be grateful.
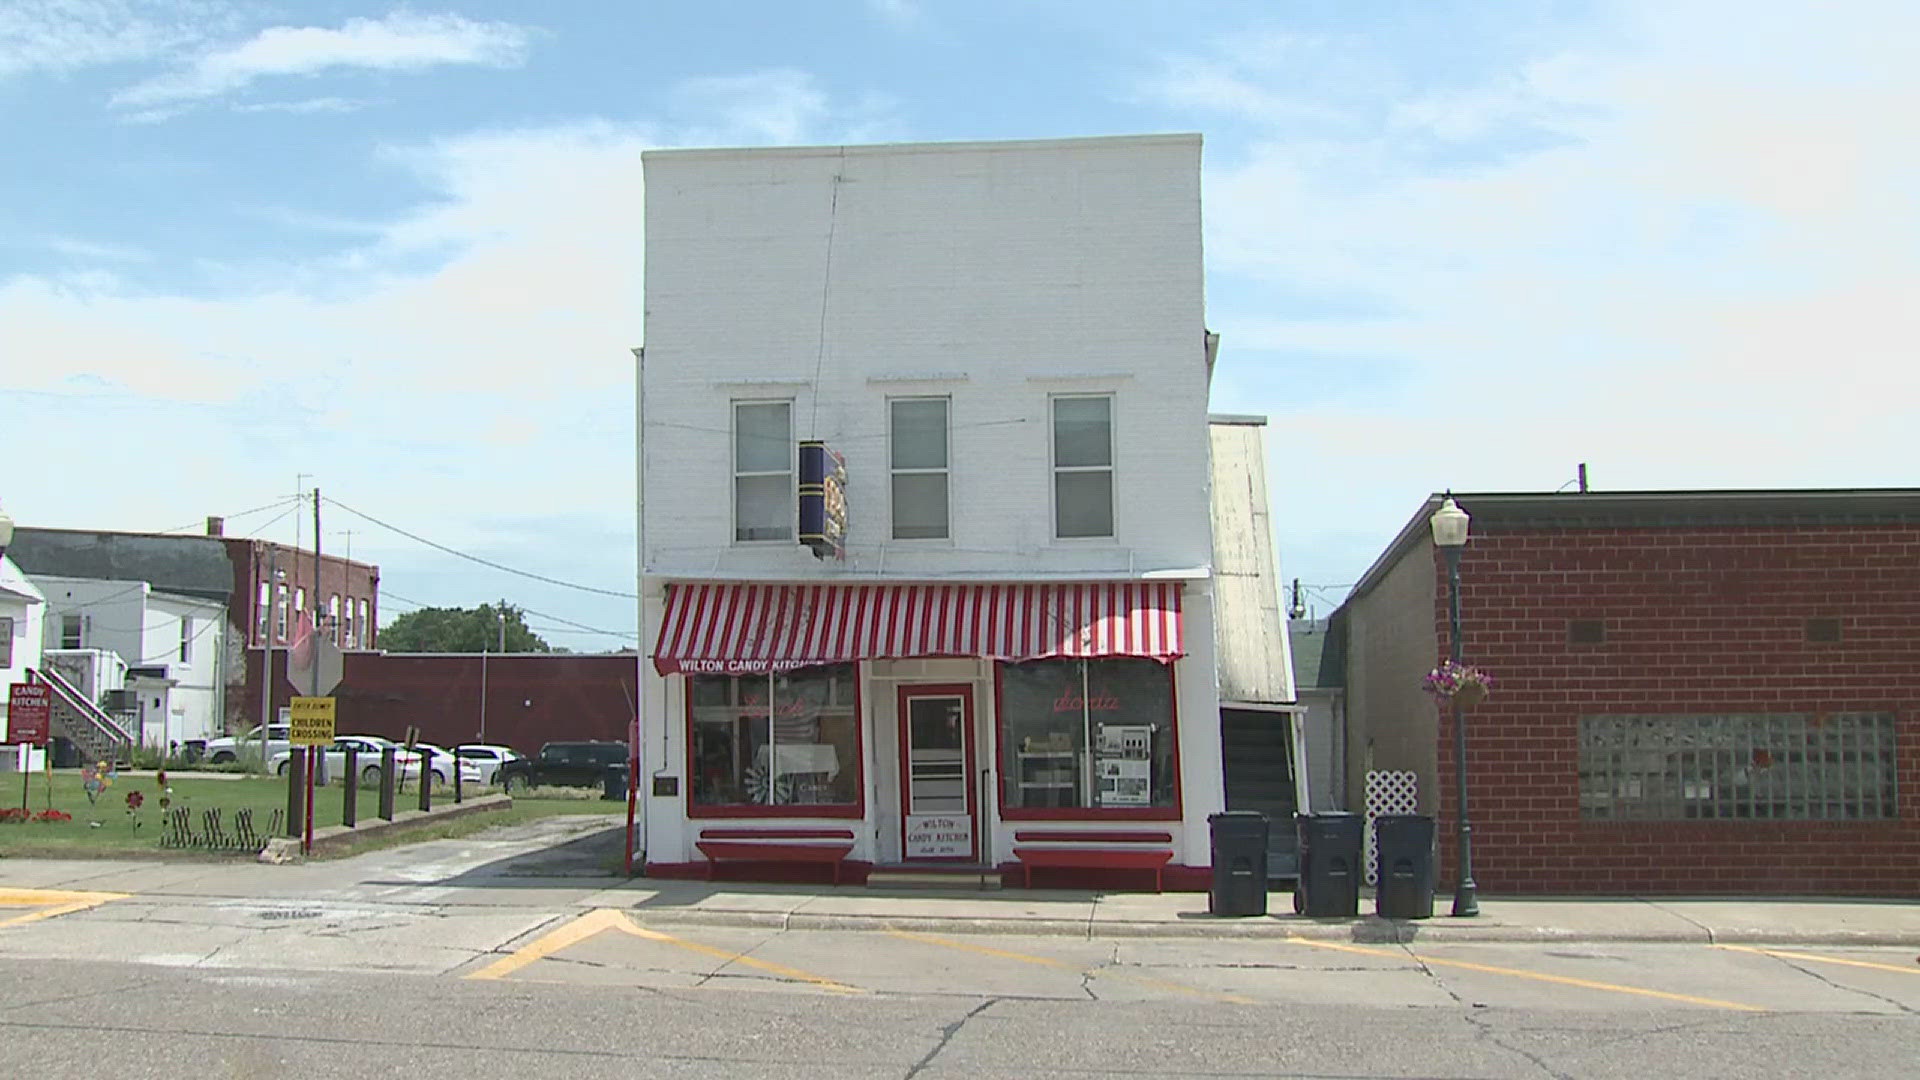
[993,658,1184,822]
[683,663,867,821]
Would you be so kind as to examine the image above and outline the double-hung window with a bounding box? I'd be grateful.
[328,594,340,644]
[61,614,82,649]
[890,397,950,540]
[1052,395,1115,539]
[178,617,193,663]
[256,581,271,643]
[276,586,290,641]
[734,401,794,542]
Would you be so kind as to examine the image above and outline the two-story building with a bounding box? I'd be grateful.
[634,134,1227,888]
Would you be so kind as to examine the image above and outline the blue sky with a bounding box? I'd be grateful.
[4,1,1916,651]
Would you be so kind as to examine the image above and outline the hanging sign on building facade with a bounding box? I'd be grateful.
[797,440,848,559]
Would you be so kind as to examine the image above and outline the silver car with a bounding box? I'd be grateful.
[454,743,524,786]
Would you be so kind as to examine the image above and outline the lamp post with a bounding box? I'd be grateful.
[0,507,13,561]
[1430,494,1478,917]
[479,609,505,742]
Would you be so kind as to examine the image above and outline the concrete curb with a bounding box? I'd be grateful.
[612,905,1920,946]
[259,794,512,862]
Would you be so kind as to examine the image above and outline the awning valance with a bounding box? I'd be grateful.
[653,582,1184,675]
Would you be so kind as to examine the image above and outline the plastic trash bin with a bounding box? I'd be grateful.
[1208,811,1270,916]
[603,762,631,802]
[1294,811,1363,917]
[1373,815,1436,919]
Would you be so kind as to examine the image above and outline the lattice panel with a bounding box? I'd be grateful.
[1364,770,1418,885]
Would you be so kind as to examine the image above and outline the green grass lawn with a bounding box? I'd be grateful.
[0,770,625,859]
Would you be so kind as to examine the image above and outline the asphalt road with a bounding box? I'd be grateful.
[0,953,1915,1080]
[0,817,1916,1077]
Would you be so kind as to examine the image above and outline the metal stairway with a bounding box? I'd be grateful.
[27,667,134,766]
[1220,708,1301,880]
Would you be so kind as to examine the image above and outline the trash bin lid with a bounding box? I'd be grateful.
[1209,811,1269,822]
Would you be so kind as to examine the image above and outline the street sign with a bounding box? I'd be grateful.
[7,683,50,747]
[288,628,346,697]
[288,697,336,745]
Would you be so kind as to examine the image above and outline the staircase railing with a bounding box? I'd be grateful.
[27,666,135,766]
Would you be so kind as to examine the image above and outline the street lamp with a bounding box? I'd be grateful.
[0,506,13,561]
[1429,494,1478,918]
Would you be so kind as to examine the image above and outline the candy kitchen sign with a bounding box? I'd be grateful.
[904,814,973,859]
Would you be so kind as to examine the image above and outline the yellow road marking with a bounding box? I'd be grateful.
[618,920,864,994]
[889,929,1256,1005]
[1287,937,1765,1012]
[467,909,863,993]
[467,909,629,981]
[1719,944,1920,977]
[0,888,128,928]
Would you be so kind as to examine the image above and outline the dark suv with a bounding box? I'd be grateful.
[496,741,628,793]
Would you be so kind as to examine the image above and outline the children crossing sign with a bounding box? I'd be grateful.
[288,697,336,745]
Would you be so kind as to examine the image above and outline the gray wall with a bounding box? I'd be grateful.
[1343,542,1439,813]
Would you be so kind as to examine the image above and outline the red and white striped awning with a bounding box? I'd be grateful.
[653,582,1184,675]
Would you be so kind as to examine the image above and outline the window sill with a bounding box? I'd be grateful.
[689,804,864,819]
[999,806,1181,822]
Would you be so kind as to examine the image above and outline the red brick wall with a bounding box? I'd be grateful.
[243,650,638,756]
[1430,523,1920,896]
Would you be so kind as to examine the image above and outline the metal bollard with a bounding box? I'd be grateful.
[342,747,358,827]
[286,752,306,838]
[378,747,396,821]
[418,756,432,813]
[453,756,463,804]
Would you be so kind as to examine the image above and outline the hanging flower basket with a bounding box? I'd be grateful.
[1423,660,1494,708]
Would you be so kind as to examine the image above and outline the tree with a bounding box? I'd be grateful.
[377,600,554,654]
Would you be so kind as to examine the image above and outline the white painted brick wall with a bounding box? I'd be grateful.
[639,135,1212,579]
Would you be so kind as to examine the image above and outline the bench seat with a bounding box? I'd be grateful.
[696,828,856,884]
[1011,830,1175,891]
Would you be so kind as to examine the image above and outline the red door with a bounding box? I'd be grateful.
[897,685,977,863]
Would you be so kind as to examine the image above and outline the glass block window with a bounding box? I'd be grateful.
[1579,713,1897,821]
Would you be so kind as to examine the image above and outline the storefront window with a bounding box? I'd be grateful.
[690,664,860,811]
[999,658,1176,813]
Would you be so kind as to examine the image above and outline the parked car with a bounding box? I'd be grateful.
[270,736,424,785]
[205,722,290,764]
[408,742,485,786]
[454,743,524,786]
[495,741,628,793]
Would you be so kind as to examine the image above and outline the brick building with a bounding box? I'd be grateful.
[1340,490,1920,897]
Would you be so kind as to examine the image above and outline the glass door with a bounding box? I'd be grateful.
[897,685,977,862]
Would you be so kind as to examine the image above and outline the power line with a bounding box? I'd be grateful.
[153,496,303,536]
[323,495,637,600]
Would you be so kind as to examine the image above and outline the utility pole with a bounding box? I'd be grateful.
[258,549,279,772]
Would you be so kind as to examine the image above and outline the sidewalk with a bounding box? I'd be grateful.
[613,880,1920,946]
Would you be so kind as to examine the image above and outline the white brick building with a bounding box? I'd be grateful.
[635,135,1226,887]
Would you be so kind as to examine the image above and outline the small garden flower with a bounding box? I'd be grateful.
[1423,660,1494,707]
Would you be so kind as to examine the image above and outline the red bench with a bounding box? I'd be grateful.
[1011,830,1176,892]
[696,827,857,884]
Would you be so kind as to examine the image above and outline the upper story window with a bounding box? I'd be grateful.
[342,597,355,649]
[1052,395,1114,539]
[295,588,307,632]
[734,400,794,542]
[358,599,370,647]
[328,594,341,644]
[256,581,271,643]
[890,397,950,540]
[276,585,290,642]
[0,617,14,668]
[61,614,82,649]
[178,617,193,663]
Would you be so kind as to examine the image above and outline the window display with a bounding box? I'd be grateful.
[690,664,859,810]
[999,658,1176,813]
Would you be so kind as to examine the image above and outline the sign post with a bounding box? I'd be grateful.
[289,697,335,854]
[8,683,51,812]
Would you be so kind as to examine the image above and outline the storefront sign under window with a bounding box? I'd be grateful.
[904,813,973,858]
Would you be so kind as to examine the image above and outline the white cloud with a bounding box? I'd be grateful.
[232,96,367,115]
[0,0,228,77]
[112,11,531,108]
[0,68,896,645]
[1145,1,1920,585]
